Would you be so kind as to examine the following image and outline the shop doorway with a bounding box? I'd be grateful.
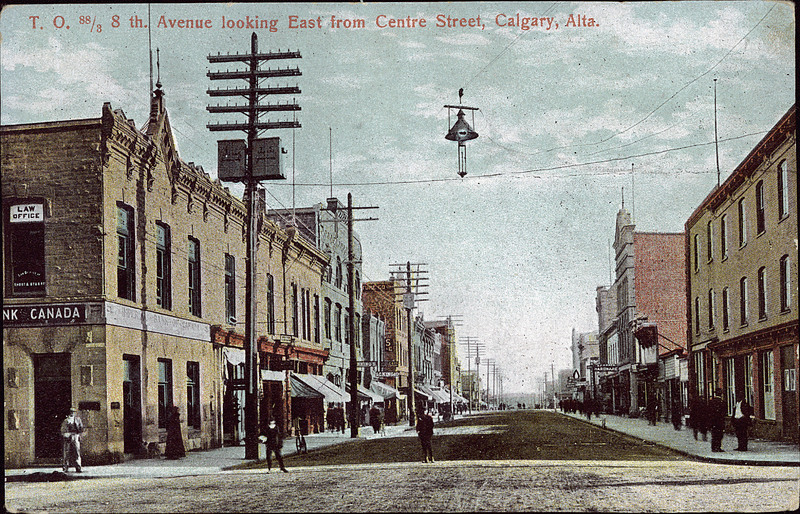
[34,353,72,459]
[123,355,142,453]
[780,345,798,440]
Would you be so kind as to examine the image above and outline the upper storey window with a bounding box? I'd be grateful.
[8,200,46,296]
[117,204,135,301]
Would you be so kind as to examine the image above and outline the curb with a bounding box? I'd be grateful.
[562,411,800,467]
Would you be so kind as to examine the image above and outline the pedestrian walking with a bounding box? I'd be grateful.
[646,395,658,426]
[708,388,727,452]
[369,405,382,435]
[336,406,346,433]
[416,409,435,463]
[689,397,709,441]
[671,398,683,430]
[60,407,84,472]
[733,395,753,451]
[259,419,288,473]
[164,404,185,459]
[326,407,334,432]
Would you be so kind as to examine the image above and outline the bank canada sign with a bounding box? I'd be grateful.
[3,304,86,326]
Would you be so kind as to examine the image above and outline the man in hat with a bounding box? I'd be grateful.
[60,407,85,472]
[259,419,288,473]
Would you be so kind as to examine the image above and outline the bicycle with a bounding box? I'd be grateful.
[295,431,307,454]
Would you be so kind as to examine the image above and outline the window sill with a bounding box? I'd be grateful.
[778,213,790,224]
[758,316,768,322]
[721,255,728,262]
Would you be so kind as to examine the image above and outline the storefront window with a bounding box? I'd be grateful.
[761,351,775,420]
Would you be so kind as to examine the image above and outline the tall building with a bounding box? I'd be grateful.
[599,206,686,417]
[2,86,328,466]
[571,329,599,400]
[686,104,797,442]
[425,317,460,403]
[268,198,364,392]
[362,279,409,422]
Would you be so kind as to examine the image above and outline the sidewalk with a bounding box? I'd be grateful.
[560,410,800,466]
[4,422,417,482]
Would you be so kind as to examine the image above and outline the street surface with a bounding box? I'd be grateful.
[6,461,798,512]
[5,411,799,512]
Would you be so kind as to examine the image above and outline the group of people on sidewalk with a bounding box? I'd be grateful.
[689,388,753,452]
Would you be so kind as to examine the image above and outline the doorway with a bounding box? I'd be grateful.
[123,355,142,453]
[34,353,72,459]
[780,345,798,440]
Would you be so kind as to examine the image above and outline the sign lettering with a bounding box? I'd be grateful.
[10,204,44,223]
[3,304,86,326]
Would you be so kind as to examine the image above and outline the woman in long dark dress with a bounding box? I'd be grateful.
[164,405,185,459]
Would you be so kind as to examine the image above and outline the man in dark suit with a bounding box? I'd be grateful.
[708,388,727,452]
[732,394,753,451]
[416,410,435,463]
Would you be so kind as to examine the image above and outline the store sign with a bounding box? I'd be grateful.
[9,203,44,223]
[3,304,86,326]
[375,371,400,378]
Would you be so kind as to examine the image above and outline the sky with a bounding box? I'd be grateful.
[1,2,795,395]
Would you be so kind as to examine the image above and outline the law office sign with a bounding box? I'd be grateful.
[9,203,44,223]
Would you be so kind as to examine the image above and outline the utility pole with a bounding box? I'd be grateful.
[551,362,556,411]
[320,194,377,438]
[459,337,484,413]
[436,315,461,419]
[207,33,301,460]
[390,262,428,426]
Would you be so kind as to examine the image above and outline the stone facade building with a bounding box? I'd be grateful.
[686,104,797,442]
[2,86,328,467]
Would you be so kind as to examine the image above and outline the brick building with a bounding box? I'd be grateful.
[425,317,461,405]
[686,104,797,442]
[362,280,409,422]
[2,85,328,467]
[598,206,686,417]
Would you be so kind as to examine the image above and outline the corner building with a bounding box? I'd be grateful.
[2,86,327,467]
[686,104,797,442]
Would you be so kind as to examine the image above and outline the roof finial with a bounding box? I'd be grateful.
[156,48,162,89]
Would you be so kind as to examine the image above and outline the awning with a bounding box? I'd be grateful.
[347,384,384,403]
[414,387,433,401]
[370,381,400,400]
[293,373,348,404]
[428,387,451,404]
[222,347,245,378]
[290,375,323,399]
